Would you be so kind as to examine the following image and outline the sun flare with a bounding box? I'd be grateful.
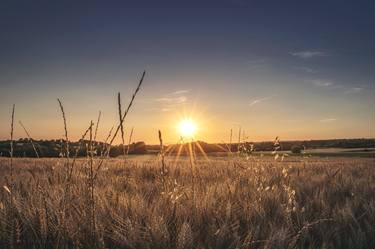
[178,119,197,138]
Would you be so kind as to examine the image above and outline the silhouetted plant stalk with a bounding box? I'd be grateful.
[93,110,101,142]
[7,104,16,220]
[188,141,196,204]
[102,126,114,157]
[88,120,96,241]
[69,122,93,180]
[108,71,145,150]
[6,104,16,249]
[94,71,145,178]
[19,121,39,158]
[238,126,241,145]
[158,130,168,193]
[158,130,166,174]
[229,128,233,153]
[57,98,70,177]
[9,104,15,188]
[92,110,101,155]
[57,98,71,237]
[118,92,126,164]
[126,127,134,155]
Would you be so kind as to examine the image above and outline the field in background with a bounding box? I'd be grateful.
[1,156,375,249]
[250,148,375,158]
[190,149,375,158]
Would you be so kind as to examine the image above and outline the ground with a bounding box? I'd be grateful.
[0,155,374,248]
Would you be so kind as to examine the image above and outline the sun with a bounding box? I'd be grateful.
[178,119,197,138]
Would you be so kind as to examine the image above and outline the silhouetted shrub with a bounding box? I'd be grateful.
[291,145,303,154]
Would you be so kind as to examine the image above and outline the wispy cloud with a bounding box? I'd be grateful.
[309,80,365,95]
[249,95,274,107]
[155,90,191,112]
[290,50,330,59]
[320,118,337,123]
[168,89,191,95]
[344,87,363,94]
[309,79,335,87]
[156,96,187,104]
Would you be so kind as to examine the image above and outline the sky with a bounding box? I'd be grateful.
[0,0,374,144]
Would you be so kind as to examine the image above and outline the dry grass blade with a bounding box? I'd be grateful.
[158,130,166,175]
[69,122,94,179]
[10,104,15,183]
[288,218,334,248]
[57,98,70,164]
[118,92,126,160]
[94,110,101,142]
[229,128,232,153]
[19,121,39,158]
[88,120,96,237]
[126,127,134,155]
[238,126,241,144]
[102,125,114,157]
[94,70,145,179]
[3,185,11,194]
[108,71,145,148]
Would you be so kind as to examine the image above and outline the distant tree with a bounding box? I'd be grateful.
[291,145,303,154]
[130,141,147,154]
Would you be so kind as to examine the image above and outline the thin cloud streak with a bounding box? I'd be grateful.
[168,89,191,95]
[249,95,275,107]
[320,118,337,123]
[155,90,192,112]
[309,79,335,87]
[156,96,187,104]
[290,50,330,59]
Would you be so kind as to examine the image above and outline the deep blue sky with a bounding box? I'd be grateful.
[1,0,374,143]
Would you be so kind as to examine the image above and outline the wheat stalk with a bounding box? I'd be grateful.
[94,71,145,179]
[102,125,114,157]
[108,71,145,148]
[10,104,15,185]
[118,92,126,161]
[19,121,39,158]
[88,120,96,239]
[126,127,134,155]
[57,98,70,173]
[158,130,166,175]
[229,128,233,153]
[94,110,101,142]
[69,122,94,180]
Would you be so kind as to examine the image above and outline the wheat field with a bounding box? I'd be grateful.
[1,156,374,249]
[2,74,375,248]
